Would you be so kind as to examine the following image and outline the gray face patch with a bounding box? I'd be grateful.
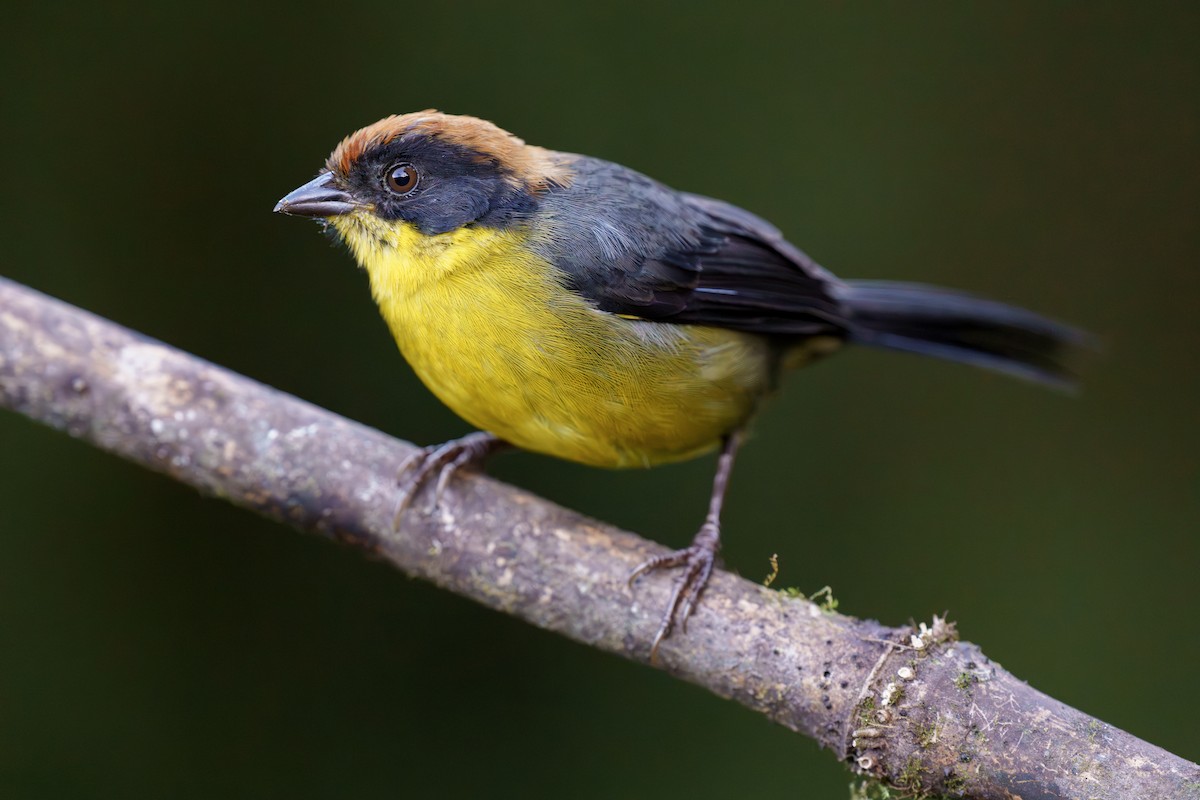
[345,134,538,235]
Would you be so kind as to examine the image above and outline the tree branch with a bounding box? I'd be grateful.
[1,276,1195,799]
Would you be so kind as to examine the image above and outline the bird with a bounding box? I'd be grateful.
[275,110,1088,656]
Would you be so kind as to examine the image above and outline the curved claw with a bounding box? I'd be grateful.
[629,522,721,663]
[627,552,676,589]
[391,432,506,529]
[678,553,715,630]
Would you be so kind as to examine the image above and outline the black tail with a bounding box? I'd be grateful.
[834,281,1092,389]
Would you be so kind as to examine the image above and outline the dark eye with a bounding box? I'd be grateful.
[385,163,420,195]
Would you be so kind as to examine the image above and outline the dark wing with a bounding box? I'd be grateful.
[534,157,850,337]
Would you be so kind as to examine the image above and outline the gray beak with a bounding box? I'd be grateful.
[274,172,356,217]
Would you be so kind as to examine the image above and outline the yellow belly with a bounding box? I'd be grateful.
[335,215,774,468]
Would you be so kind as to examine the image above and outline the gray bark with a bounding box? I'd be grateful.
[1,276,1196,799]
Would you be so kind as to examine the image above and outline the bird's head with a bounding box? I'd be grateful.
[274,110,571,240]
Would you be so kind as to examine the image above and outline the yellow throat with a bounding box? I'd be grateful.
[331,211,772,468]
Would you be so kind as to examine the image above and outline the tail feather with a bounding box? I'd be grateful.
[834,280,1093,389]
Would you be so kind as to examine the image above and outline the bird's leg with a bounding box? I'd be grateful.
[392,431,509,528]
[629,430,743,659]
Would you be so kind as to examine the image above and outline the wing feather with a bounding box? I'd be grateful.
[533,157,850,338]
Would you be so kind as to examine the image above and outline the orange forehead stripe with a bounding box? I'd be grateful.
[325,110,572,190]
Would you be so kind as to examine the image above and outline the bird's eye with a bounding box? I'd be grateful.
[385,163,420,195]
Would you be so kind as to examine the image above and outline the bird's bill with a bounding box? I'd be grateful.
[273,172,356,217]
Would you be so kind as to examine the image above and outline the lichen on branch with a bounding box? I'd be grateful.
[1,276,1195,799]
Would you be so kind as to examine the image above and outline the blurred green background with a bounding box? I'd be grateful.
[2,2,1197,796]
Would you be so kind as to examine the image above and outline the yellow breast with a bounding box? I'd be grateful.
[333,213,773,468]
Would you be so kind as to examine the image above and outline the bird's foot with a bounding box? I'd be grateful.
[628,520,721,662]
[392,432,506,528]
